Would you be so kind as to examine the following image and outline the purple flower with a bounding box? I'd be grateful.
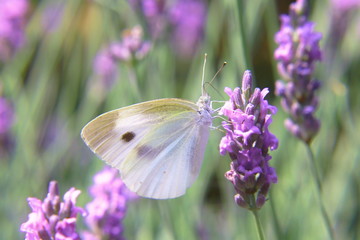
[93,48,118,89]
[20,181,85,240]
[274,0,322,143]
[0,0,29,62]
[220,71,278,210]
[93,26,151,90]
[110,26,151,62]
[83,167,137,240]
[129,0,207,59]
[129,0,167,39]
[168,0,207,58]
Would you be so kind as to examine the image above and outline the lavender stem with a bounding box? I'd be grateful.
[305,143,336,240]
[250,198,265,240]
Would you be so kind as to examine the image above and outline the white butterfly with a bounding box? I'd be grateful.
[81,95,213,199]
[81,63,215,199]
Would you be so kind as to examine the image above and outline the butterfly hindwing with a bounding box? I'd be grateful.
[119,112,210,199]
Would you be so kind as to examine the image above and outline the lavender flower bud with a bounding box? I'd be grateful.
[290,0,307,16]
[256,194,266,209]
[42,198,54,217]
[242,70,253,100]
[235,194,249,209]
[38,229,52,240]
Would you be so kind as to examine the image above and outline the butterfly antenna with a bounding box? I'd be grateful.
[209,61,227,86]
[202,53,207,96]
[203,61,227,99]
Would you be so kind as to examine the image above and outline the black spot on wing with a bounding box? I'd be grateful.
[121,131,135,142]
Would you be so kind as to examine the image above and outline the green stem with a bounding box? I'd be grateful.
[127,62,142,101]
[236,0,252,69]
[269,191,283,239]
[251,209,265,240]
[250,195,265,240]
[304,143,336,240]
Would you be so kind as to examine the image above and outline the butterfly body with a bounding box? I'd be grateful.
[81,96,213,199]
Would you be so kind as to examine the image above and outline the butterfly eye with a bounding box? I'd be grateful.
[121,131,135,142]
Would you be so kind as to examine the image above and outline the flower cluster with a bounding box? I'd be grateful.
[83,167,137,240]
[220,71,278,210]
[93,25,151,89]
[168,0,207,58]
[129,0,207,59]
[0,0,29,62]
[20,181,85,240]
[274,0,322,143]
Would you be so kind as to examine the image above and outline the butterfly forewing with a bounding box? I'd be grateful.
[81,98,211,199]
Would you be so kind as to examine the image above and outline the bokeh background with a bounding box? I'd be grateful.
[1,0,360,239]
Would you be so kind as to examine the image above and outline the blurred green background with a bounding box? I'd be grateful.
[1,0,359,239]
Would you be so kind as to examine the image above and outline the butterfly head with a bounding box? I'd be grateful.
[196,94,212,126]
[197,94,210,108]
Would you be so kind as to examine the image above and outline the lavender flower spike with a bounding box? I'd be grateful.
[83,167,137,240]
[220,70,278,210]
[128,0,207,59]
[274,0,322,143]
[20,181,85,240]
[110,26,151,63]
[169,0,207,59]
[92,26,151,91]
